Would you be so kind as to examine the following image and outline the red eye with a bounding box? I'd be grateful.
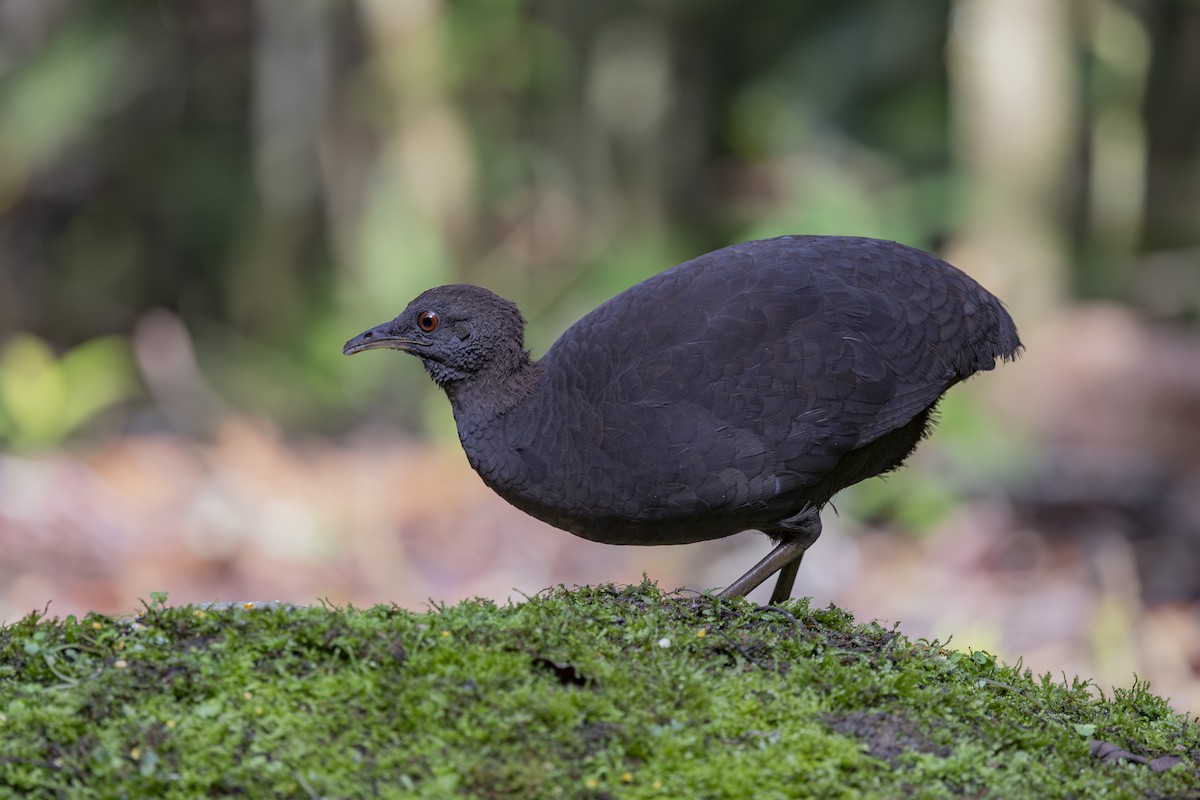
[418,311,439,332]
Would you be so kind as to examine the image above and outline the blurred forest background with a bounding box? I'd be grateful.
[3,0,1200,711]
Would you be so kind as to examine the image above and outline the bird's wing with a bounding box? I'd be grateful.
[542,235,1018,509]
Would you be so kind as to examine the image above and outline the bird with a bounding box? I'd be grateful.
[343,235,1021,603]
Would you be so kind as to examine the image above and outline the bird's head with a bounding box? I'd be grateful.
[343,284,530,388]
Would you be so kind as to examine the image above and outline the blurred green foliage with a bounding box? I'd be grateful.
[0,334,135,451]
[0,13,125,178]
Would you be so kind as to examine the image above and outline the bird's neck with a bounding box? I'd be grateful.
[443,355,552,525]
[444,355,544,425]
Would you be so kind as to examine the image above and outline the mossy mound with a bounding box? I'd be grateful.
[1,582,1197,798]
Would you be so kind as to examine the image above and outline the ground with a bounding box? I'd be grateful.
[1,583,1197,798]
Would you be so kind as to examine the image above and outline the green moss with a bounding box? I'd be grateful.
[1,583,1196,799]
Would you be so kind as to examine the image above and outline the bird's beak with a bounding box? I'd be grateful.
[342,323,420,356]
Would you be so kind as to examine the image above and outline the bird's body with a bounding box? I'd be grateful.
[345,235,1021,600]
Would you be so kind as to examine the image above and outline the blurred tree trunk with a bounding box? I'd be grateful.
[946,0,1076,322]
[1139,0,1200,253]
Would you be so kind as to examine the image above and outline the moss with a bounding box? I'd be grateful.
[0,582,1197,799]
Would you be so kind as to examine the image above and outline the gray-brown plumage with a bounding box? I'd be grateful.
[344,235,1021,602]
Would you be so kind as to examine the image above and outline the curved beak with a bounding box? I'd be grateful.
[343,322,421,356]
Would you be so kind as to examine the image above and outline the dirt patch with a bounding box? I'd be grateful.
[825,709,951,763]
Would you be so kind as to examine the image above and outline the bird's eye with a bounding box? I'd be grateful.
[417,311,439,332]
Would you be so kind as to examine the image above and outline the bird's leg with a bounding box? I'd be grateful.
[718,539,808,600]
[768,556,803,604]
[719,508,822,602]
